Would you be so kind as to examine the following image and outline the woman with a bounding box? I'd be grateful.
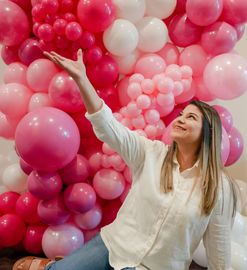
[13,50,237,270]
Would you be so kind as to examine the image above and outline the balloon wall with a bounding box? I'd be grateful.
[0,0,246,267]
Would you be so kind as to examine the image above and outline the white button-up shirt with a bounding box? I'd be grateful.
[86,101,234,270]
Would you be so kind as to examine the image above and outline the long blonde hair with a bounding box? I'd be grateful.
[160,100,237,215]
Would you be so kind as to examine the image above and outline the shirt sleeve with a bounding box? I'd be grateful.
[85,100,147,171]
[203,177,235,270]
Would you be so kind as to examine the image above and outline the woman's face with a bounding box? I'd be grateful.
[170,104,203,145]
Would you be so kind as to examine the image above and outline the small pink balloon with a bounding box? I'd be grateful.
[0,192,20,214]
[93,168,125,200]
[37,23,55,42]
[38,194,70,225]
[221,127,230,165]
[225,127,244,166]
[84,46,103,64]
[157,42,180,65]
[28,171,63,200]
[222,0,247,24]
[64,183,96,214]
[41,0,59,15]
[213,105,233,132]
[3,62,27,85]
[28,93,54,111]
[59,154,90,185]
[65,22,82,41]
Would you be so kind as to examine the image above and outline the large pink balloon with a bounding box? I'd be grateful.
[203,53,247,100]
[213,105,233,132]
[225,127,244,166]
[15,107,80,172]
[186,0,223,26]
[77,0,115,33]
[0,0,30,46]
[42,223,84,259]
[222,0,247,24]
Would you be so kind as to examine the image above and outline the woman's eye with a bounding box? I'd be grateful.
[188,115,195,119]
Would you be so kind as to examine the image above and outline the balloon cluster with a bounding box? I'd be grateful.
[0,0,246,266]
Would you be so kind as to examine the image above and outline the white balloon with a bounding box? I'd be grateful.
[103,19,139,56]
[193,240,207,268]
[136,17,168,53]
[112,0,146,23]
[231,242,247,270]
[2,163,27,193]
[146,0,177,19]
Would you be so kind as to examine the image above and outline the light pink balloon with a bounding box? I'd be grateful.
[0,83,32,119]
[28,93,54,111]
[3,63,27,85]
[48,71,84,113]
[221,127,230,165]
[117,77,132,106]
[27,59,59,92]
[201,22,238,56]
[0,112,19,139]
[93,169,125,200]
[194,77,216,102]
[179,45,208,77]
[222,0,247,24]
[203,53,247,100]
[161,122,173,145]
[134,54,166,79]
[42,223,84,259]
[212,105,233,132]
[157,42,180,65]
[186,0,223,26]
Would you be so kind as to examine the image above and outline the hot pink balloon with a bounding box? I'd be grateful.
[42,223,84,259]
[38,194,70,225]
[3,62,27,85]
[213,105,233,132]
[168,14,202,47]
[1,45,20,64]
[101,199,122,226]
[201,22,238,56]
[221,127,230,165]
[77,0,115,33]
[93,168,125,200]
[48,71,84,113]
[0,192,20,214]
[203,53,247,100]
[225,127,244,166]
[97,86,121,112]
[71,110,94,138]
[0,0,30,46]
[186,0,223,26]
[64,183,96,214]
[28,171,63,200]
[222,0,247,24]
[15,107,80,172]
[19,158,33,175]
[59,154,90,185]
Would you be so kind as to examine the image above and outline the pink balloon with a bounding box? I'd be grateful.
[28,93,54,111]
[27,59,59,92]
[0,112,19,139]
[179,45,208,77]
[97,86,121,112]
[203,53,247,100]
[15,107,80,172]
[201,22,238,55]
[157,42,180,65]
[53,18,67,36]
[161,121,173,145]
[174,0,187,13]
[225,127,244,166]
[0,192,20,214]
[77,0,115,33]
[134,54,166,79]
[175,80,196,104]
[0,214,26,247]
[0,0,30,46]
[28,171,63,200]
[117,77,131,107]
[20,158,33,175]
[212,105,233,132]
[194,77,216,102]
[18,38,44,66]
[186,0,223,26]
[42,223,84,259]
[1,45,20,65]
[64,183,96,214]
[79,31,96,50]
[87,55,119,88]
[84,46,103,64]
[168,14,202,47]
[23,224,47,254]
[3,62,27,85]
[221,127,230,165]
[71,110,94,138]
[0,83,32,119]
[37,23,55,42]
[222,0,247,24]
[234,23,246,40]
[48,72,84,113]
[93,168,125,200]
[38,194,70,225]
[59,154,90,185]
[65,22,82,41]
[41,0,59,15]
[15,192,40,224]
[101,199,122,226]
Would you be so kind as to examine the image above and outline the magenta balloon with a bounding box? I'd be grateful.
[0,0,30,46]
[225,127,244,166]
[203,53,247,100]
[87,55,119,88]
[28,170,63,200]
[186,0,223,26]
[18,38,44,65]
[1,45,20,64]
[212,105,233,132]
[97,86,120,112]
[38,194,70,225]
[77,0,116,33]
[64,183,96,213]
[20,158,33,175]
[221,127,230,165]
[168,14,202,47]
[42,223,84,259]
[222,0,247,24]
[48,71,84,113]
[59,154,90,185]
[0,191,20,214]
[0,214,26,247]
[201,22,238,56]
[15,107,80,172]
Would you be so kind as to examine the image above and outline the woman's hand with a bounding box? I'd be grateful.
[44,49,87,81]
